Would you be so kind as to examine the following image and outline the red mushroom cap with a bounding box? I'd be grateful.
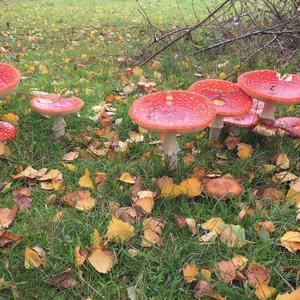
[31,94,84,116]
[274,117,300,138]
[223,113,259,127]
[238,70,300,105]
[129,90,216,133]
[0,63,21,97]
[0,121,17,142]
[188,79,253,117]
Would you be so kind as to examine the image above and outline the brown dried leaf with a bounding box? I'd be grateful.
[183,263,198,283]
[224,136,240,150]
[272,172,298,183]
[88,247,116,274]
[0,231,22,250]
[0,204,18,229]
[156,176,174,189]
[246,263,271,287]
[173,215,186,229]
[215,260,237,283]
[12,187,32,210]
[275,152,290,170]
[254,187,285,204]
[74,246,87,268]
[119,172,135,184]
[51,268,77,290]
[60,191,96,211]
[114,207,137,225]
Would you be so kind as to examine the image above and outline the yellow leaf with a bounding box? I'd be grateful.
[179,178,203,198]
[276,287,300,300]
[106,216,135,243]
[63,163,76,172]
[161,183,182,198]
[61,191,96,211]
[1,113,19,123]
[280,231,300,253]
[237,143,253,160]
[39,64,48,74]
[24,246,46,269]
[286,179,300,205]
[39,169,61,181]
[183,263,198,283]
[0,143,12,157]
[200,269,211,280]
[74,246,87,268]
[26,65,35,74]
[132,66,143,77]
[201,217,225,234]
[91,229,101,248]
[275,152,290,170]
[255,283,275,300]
[119,172,135,184]
[219,72,227,80]
[231,255,248,270]
[53,210,64,223]
[79,169,94,189]
[88,247,116,274]
[133,191,155,214]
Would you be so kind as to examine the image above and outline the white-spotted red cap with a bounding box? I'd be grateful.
[188,79,253,117]
[31,94,84,116]
[0,121,17,142]
[238,70,300,105]
[129,90,216,133]
[0,63,21,97]
[274,117,300,138]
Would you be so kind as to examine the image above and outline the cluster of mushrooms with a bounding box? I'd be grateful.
[1,62,300,173]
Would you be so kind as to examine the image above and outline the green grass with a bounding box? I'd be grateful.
[1,0,300,299]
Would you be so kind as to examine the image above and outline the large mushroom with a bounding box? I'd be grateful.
[238,70,300,120]
[31,93,84,139]
[129,90,216,171]
[274,117,300,138]
[188,80,253,141]
[0,63,21,98]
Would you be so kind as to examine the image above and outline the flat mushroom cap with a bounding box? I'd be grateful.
[188,80,253,117]
[274,117,300,138]
[129,90,216,133]
[238,70,300,105]
[203,178,244,200]
[31,94,84,116]
[0,63,21,97]
[0,121,17,142]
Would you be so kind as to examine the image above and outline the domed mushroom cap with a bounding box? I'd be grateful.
[203,178,244,200]
[188,80,252,117]
[31,94,84,116]
[238,70,300,105]
[0,63,21,97]
[0,121,17,142]
[274,117,300,138]
[129,90,216,133]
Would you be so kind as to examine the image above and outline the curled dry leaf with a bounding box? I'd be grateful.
[215,260,237,283]
[224,136,240,150]
[255,283,276,300]
[94,172,106,187]
[186,218,197,235]
[63,163,76,172]
[237,143,253,160]
[79,169,94,189]
[194,280,225,300]
[232,255,248,271]
[199,231,218,244]
[114,207,137,225]
[183,263,198,283]
[13,165,47,180]
[192,166,206,179]
[161,183,182,199]
[119,172,135,184]
[201,217,225,234]
[286,178,300,205]
[141,217,165,248]
[24,246,46,269]
[39,169,61,181]
[12,187,32,210]
[61,191,96,211]
[0,143,12,156]
[0,204,18,230]
[88,246,117,274]
[0,231,22,250]
[254,221,276,234]
[254,187,285,204]
[106,216,135,243]
[174,215,186,229]
[276,287,300,300]
[246,263,271,287]
[51,268,77,290]
[62,151,79,161]
[272,171,298,183]
[220,224,246,248]
[74,246,88,268]
[280,231,300,253]
[275,151,290,170]
[132,191,155,215]
[178,178,203,198]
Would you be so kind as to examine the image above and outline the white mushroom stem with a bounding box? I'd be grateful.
[209,115,224,141]
[162,133,179,171]
[52,116,66,139]
[260,102,276,120]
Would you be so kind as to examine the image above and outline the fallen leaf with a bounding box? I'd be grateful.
[39,169,61,181]
[60,191,96,211]
[255,283,276,300]
[39,64,48,74]
[280,231,300,253]
[272,171,298,183]
[161,183,182,198]
[133,191,155,214]
[0,143,12,156]
[79,169,94,189]
[74,246,87,268]
[246,263,271,287]
[141,217,165,247]
[12,187,32,210]
[1,112,19,123]
[53,210,64,223]
[220,224,246,248]
[183,263,198,283]
[24,246,46,269]
[215,260,237,283]
[174,215,186,228]
[0,204,18,229]
[254,187,285,204]
[179,178,203,197]
[106,216,135,243]
[232,255,248,270]
[88,247,116,274]
[201,217,225,234]
[254,221,276,234]
[276,287,300,300]
[94,172,106,187]
[237,143,253,160]
[156,176,174,189]
[63,163,76,172]
[275,152,290,170]
[0,231,22,250]
[119,172,135,184]
[183,153,196,167]
[62,151,79,161]
[286,179,300,205]
[224,136,240,150]
[51,268,77,290]
[198,231,218,244]
[192,166,206,179]
[114,207,137,225]
[91,229,101,248]
[13,166,47,180]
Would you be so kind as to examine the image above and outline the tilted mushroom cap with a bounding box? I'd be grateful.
[188,80,253,117]
[274,117,300,138]
[238,70,300,105]
[31,94,84,116]
[0,121,17,142]
[129,90,216,133]
[203,178,244,200]
[0,63,21,97]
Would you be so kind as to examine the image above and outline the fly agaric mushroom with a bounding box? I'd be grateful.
[0,121,17,143]
[31,93,84,139]
[203,177,244,200]
[129,90,216,171]
[223,99,264,135]
[274,117,300,138]
[238,70,300,120]
[188,80,252,141]
[0,63,21,98]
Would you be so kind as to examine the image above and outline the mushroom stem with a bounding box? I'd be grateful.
[162,133,179,171]
[52,116,66,139]
[209,115,224,141]
[260,102,275,120]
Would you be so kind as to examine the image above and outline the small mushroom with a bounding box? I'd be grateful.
[238,70,300,120]
[0,63,21,98]
[0,121,17,143]
[129,90,216,171]
[188,80,252,141]
[203,177,244,200]
[31,93,84,139]
[274,117,300,138]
